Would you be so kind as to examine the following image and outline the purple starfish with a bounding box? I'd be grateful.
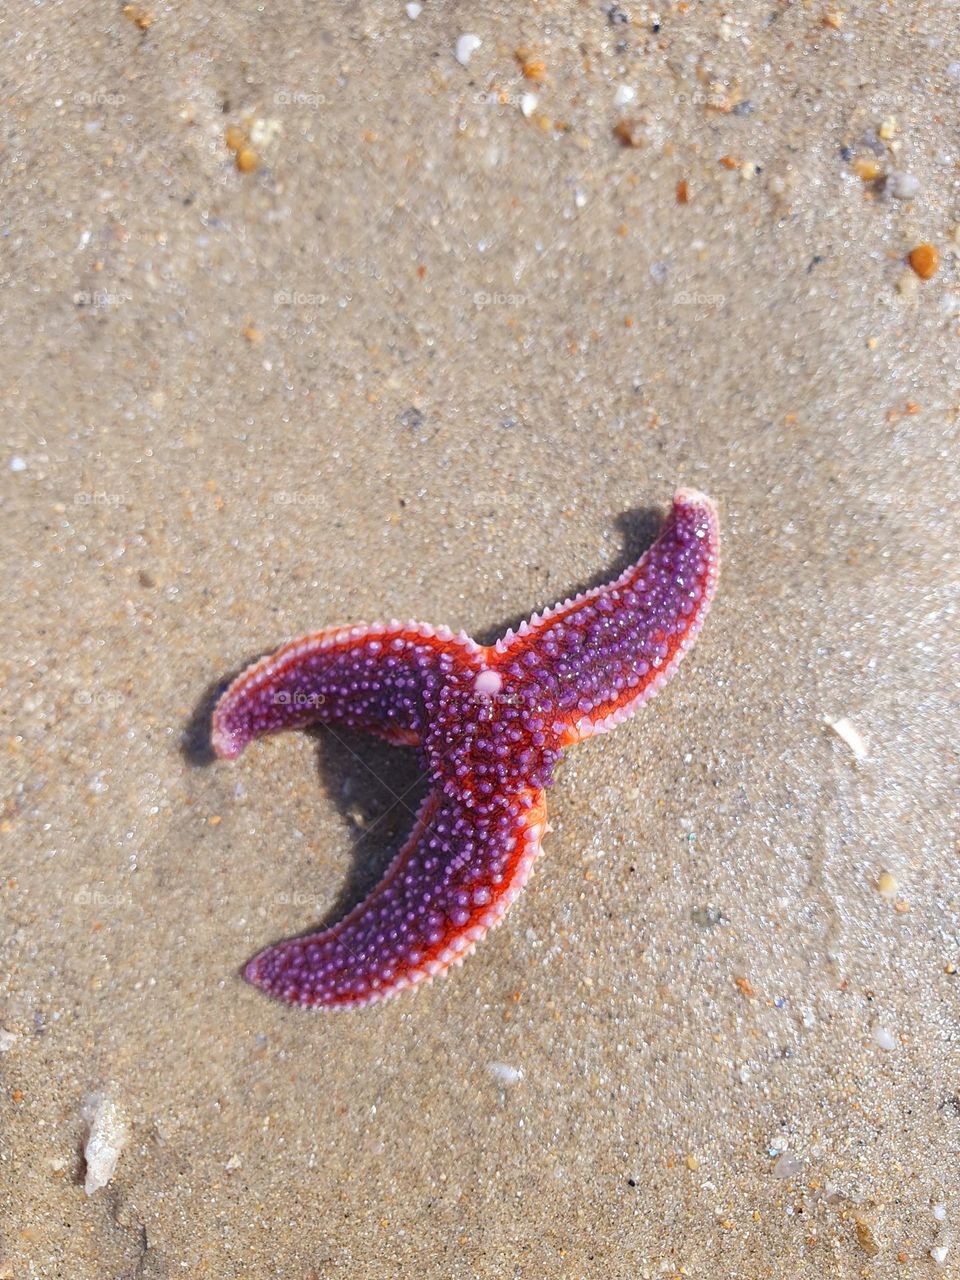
[212,488,720,1009]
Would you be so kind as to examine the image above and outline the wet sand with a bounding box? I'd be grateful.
[2,2,958,1275]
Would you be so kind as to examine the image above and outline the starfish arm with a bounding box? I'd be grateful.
[211,622,481,759]
[495,489,720,744]
[244,786,548,1009]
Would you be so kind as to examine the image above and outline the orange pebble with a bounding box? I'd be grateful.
[853,156,883,182]
[613,119,644,148]
[224,125,246,153]
[908,242,939,279]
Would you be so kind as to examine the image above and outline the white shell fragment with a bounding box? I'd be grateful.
[487,1061,523,1086]
[455,34,481,66]
[824,715,868,761]
[82,1091,128,1194]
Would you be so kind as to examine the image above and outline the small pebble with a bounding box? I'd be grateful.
[872,1026,896,1051]
[852,156,883,182]
[122,3,153,29]
[931,1245,949,1266]
[404,1,421,16]
[0,1029,17,1052]
[887,170,920,199]
[908,242,939,280]
[932,1204,947,1222]
[614,84,636,106]
[9,456,26,472]
[520,93,538,119]
[877,870,898,898]
[516,50,546,83]
[455,33,481,66]
[773,1152,802,1179]
[856,1219,880,1258]
[613,118,644,148]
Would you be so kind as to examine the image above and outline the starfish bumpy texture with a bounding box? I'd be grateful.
[212,488,720,1009]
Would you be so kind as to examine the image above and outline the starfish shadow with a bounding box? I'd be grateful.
[304,727,428,930]
[472,505,662,645]
[230,732,427,978]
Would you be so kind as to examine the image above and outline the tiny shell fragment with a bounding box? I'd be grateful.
[82,1092,128,1194]
[824,716,868,760]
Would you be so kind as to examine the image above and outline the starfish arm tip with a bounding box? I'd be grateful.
[673,485,718,518]
[210,721,243,760]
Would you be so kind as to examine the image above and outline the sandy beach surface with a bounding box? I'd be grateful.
[2,2,958,1276]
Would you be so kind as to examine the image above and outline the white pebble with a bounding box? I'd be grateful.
[82,1092,128,1194]
[405,1,421,16]
[520,93,538,118]
[887,170,921,200]
[9,456,26,472]
[932,1204,947,1221]
[0,1029,17,1052]
[614,84,636,106]
[872,1026,896,1051]
[931,1245,949,1266]
[487,1061,522,1086]
[574,187,587,208]
[455,33,481,66]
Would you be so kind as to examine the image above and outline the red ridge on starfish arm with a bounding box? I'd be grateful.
[211,488,720,1009]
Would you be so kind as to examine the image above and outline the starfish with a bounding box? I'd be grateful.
[212,488,720,1009]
